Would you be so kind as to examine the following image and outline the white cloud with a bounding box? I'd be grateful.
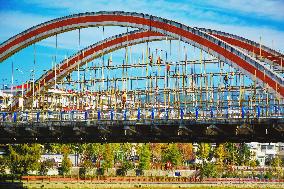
[202,0,284,21]
[22,0,284,24]
[0,10,53,41]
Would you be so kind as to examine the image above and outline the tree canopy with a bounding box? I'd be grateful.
[6,144,42,175]
[138,143,151,170]
[161,144,182,167]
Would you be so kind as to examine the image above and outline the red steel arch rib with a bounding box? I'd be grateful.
[197,28,284,70]
[0,11,283,97]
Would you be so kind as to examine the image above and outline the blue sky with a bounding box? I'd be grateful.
[0,0,283,87]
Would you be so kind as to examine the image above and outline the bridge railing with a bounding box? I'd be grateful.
[0,105,283,125]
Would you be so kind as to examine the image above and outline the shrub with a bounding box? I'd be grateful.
[39,159,54,176]
[96,168,104,176]
[200,162,219,178]
[136,169,144,176]
[264,172,273,180]
[79,167,86,179]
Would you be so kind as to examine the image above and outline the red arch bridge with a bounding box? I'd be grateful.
[0,11,283,143]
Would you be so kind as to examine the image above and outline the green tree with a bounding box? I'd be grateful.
[102,143,114,173]
[201,162,219,178]
[249,160,257,168]
[249,159,258,177]
[271,156,282,167]
[83,143,106,169]
[177,143,194,165]
[161,144,182,167]
[39,159,54,176]
[117,160,134,176]
[236,143,251,166]
[79,158,93,178]
[6,144,42,175]
[89,143,104,158]
[224,143,238,166]
[114,143,132,166]
[270,156,283,178]
[59,146,72,176]
[120,143,132,157]
[0,156,7,174]
[150,143,163,164]
[43,144,63,154]
[214,144,226,170]
[196,143,210,165]
[138,143,151,170]
[79,144,99,178]
[110,143,120,164]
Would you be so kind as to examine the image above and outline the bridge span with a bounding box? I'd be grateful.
[0,11,283,143]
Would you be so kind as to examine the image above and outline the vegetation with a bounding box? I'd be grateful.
[0,142,283,180]
[58,145,72,176]
[178,143,194,164]
[162,144,182,167]
[270,156,283,178]
[6,144,42,175]
[236,143,251,166]
[138,143,151,170]
[102,143,114,172]
[0,155,7,174]
[79,144,96,178]
[39,159,54,176]
[201,162,219,178]
[117,160,134,176]
[196,143,211,164]
[214,144,226,171]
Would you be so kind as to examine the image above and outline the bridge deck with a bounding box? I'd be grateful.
[0,118,283,143]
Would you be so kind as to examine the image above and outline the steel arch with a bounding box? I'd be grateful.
[1,11,283,97]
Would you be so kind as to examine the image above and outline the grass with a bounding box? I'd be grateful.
[24,182,284,189]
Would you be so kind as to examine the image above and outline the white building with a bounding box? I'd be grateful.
[248,142,284,166]
[0,90,13,111]
[192,142,284,167]
[40,154,80,167]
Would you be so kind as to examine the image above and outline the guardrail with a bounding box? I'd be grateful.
[0,106,283,124]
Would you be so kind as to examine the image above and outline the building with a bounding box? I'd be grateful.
[0,90,13,111]
[40,154,80,167]
[248,142,284,166]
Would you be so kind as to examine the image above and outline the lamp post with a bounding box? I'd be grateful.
[30,70,35,111]
[11,61,14,98]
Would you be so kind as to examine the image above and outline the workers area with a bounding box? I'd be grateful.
[0,54,282,124]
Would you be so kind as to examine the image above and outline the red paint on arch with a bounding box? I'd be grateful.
[212,34,283,67]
